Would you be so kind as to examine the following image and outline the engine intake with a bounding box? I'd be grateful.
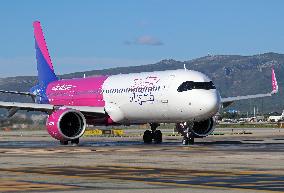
[46,108,86,141]
[190,117,215,137]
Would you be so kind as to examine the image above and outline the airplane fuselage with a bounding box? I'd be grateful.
[45,69,221,125]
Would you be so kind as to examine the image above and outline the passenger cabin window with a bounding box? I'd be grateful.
[177,81,216,92]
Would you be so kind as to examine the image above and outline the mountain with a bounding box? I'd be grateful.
[0,52,283,114]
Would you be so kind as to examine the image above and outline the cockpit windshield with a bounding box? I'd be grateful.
[177,81,216,92]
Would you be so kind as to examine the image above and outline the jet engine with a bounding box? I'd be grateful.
[176,117,215,137]
[46,108,86,141]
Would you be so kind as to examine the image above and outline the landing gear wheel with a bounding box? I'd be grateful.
[71,138,80,145]
[153,130,162,144]
[143,123,163,144]
[188,137,194,145]
[60,140,68,145]
[182,138,189,145]
[143,130,152,144]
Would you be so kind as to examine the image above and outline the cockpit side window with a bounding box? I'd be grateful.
[177,81,216,92]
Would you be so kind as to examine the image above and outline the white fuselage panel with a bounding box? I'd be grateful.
[102,69,221,124]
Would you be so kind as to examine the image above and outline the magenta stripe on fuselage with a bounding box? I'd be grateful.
[33,21,54,71]
[46,76,108,107]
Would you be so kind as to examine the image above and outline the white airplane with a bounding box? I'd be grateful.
[0,21,279,145]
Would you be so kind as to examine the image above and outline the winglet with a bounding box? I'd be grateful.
[271,68,278,94]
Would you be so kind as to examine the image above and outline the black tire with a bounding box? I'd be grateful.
[71,138,80,145]
[182,138,189,145]
[188,137,194,145]
[143,130,152,144]
[153,130,162,144]
[60,140,68,145]
[182,137,194,145]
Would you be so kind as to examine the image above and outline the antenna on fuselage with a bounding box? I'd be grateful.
[184,63,187,71]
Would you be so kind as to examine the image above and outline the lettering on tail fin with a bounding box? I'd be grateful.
[271,68,278,94]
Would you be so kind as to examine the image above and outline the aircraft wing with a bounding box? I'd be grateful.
[221,68,278,108]
[0,101,105,117]
[221,93,273,108]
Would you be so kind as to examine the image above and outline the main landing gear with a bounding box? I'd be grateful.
[143,123,162,144]
[60,138,80,146]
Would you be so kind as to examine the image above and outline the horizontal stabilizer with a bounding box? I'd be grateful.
[0,90,36,97]
[0,90,38,102]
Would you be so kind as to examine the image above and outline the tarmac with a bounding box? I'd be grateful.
[0,127,284,193]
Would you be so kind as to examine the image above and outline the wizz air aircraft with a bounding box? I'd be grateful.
[0,21,279,145]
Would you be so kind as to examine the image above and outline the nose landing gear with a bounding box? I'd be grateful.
[176,122,195,145]
[143,123,162,144]
[182,136,195,145]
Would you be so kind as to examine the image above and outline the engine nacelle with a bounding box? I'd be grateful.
[176,117,215,138]
[46,108,86,141]
[190,117,215,137]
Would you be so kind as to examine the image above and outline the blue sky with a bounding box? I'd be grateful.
[0,0,284,77]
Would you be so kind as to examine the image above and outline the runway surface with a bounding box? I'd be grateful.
[0,127,284,193]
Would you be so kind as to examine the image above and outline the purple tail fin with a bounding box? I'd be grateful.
[33,21,58,88]
[30,21,58,104]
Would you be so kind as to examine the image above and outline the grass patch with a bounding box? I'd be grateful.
[216,123,278,128]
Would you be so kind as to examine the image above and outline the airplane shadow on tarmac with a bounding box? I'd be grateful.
[1,138,284,151]
[1,134,284,148]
